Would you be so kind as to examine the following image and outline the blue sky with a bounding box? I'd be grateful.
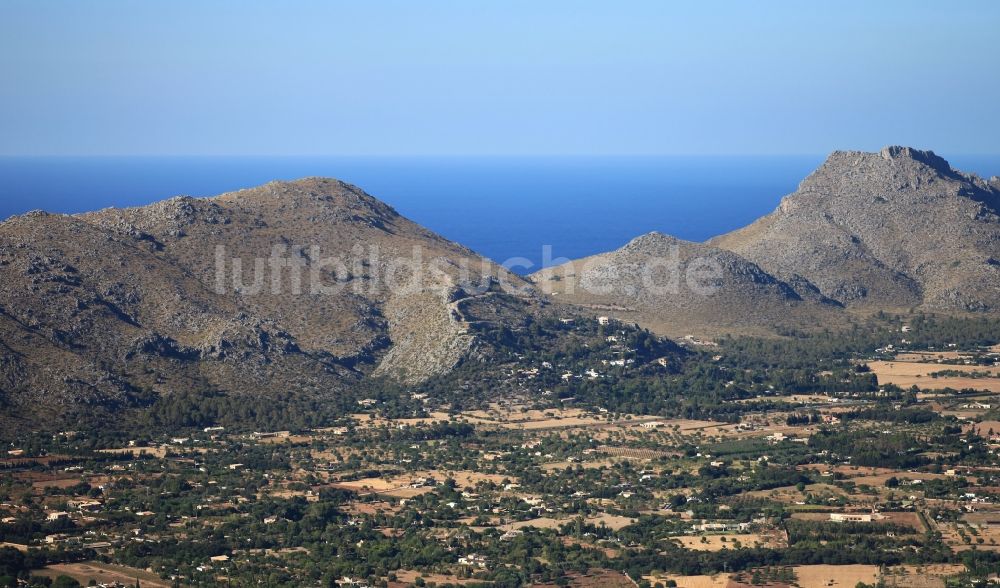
[1,1,997,156]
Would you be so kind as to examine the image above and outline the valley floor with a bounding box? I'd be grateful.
[4,316,1000,587]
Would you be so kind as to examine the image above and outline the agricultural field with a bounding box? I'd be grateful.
[869,359,1000,393]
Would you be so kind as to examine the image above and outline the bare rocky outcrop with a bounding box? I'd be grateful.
[711,146,1000,312]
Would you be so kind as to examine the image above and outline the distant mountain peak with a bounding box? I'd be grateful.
[810,146,957,185]
[713,146,1000,311]
[219,177,394,209]
[623,231,680,249]
[878,145,951,169]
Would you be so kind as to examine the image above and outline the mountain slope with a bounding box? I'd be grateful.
[533,146,1000,337]
[83,178,540,380]
[0,178,541,429]
[530,232,839,337]
[710,146,1000,311]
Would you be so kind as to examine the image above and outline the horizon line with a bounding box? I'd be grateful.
[2,150,999,159]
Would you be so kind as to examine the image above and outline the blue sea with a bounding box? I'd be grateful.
[1,155,997,272]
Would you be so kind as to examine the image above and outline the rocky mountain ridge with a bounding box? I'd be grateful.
[0,178,545,429]
[532,146,1000,336]
[710,146,1000,311]
[3,147,998,427]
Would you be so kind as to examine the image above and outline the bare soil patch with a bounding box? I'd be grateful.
[38,562,172,588]
[792,564,878,588]
[673,532,784,551]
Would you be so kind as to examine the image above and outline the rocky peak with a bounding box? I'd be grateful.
[810,145,956,183]
[878,145,952,173]
[780,146,997,215]
[1,210,55,229]
[622,231,677,251]
[224,178,395,210]
[212,177,402,230]
[713,146,1000,312]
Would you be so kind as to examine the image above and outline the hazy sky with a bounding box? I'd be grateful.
[1,1,997,156]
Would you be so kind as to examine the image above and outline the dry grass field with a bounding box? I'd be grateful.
[937,515,1000,551]
[799,464,929,480]
[849,471,952,487]
[392,570,477,586]
[29,476,87,490]
[792,564,879,588]
[586,513,637,530]
[38,562,172,588]
[643,573,730,588]
[748,482,849,504]
[497,513,636,532]
[868,360,1000,392]
[333,468,508,498]
[672,532,784,551]
[503,517,567,530]
[968,421,1000,437]
[882,564,965,588]
[530,569,638,588]
[938,526,1000,551]
[342,500,400,516]
[559,569,640,587]
[256,434,313,444]
[880,511,926,531]
[894,351,969,362]
[648,565,893,588]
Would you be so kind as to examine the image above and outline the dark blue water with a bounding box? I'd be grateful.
[1,155,997,271]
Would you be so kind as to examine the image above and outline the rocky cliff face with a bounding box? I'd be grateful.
[710,147,1000,311]
[0,178,539,428]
